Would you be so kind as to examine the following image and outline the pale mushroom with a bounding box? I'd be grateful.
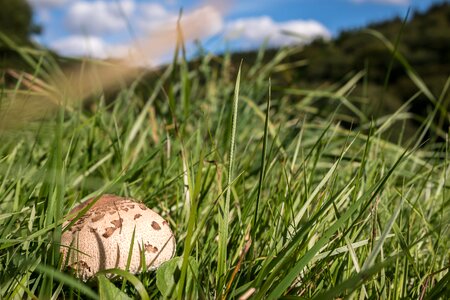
[60,194,176,281]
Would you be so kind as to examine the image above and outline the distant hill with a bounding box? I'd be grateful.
[225,2,450,137]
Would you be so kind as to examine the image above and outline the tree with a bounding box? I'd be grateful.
[0,0,41,44]
[0,0,41,70]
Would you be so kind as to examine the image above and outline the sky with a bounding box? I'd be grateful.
[27,0,446,64]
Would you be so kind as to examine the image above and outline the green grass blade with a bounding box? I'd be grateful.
[217,63,242,290]
[253,78,271,232]
[35,264,99,300]
[96,269,149,300]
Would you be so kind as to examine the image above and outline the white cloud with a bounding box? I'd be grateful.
[137,4,223,39]
[49,34,168,66]
[66,0,135,35]
[351,0,410,5]
[136,3,177,32]
[48,3,225,65]
[27,0,66,8]
[140,3,173,20]
[225,16,330,48]
[50,35,124,58]
[180,6,224,39]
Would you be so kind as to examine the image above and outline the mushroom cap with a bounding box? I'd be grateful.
[60,194,176,281]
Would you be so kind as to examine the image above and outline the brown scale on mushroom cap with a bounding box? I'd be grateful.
[60,194,176,281]
[151,221,161,230]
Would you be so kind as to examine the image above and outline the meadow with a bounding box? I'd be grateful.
[0,29,449,299]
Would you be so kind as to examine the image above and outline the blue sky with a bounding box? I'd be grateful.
[27,0,445,62]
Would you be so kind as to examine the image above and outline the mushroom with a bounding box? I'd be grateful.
[60,194,176,281]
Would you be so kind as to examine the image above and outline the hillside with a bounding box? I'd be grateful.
[224,2,449,138]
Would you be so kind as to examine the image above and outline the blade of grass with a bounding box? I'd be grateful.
[96,269,150,300]
[253,78,271,233]
[35,264,98,300]
[217,62,242,291]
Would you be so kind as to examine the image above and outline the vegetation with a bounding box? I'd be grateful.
[228,2,450,138]
[0,0,41,70]
[0,0,40,43]
[0,2,449,299]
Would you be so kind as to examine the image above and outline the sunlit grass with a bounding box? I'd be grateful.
[0,31,449,299]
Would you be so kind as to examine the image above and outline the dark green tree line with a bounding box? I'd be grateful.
[0,0,41,69]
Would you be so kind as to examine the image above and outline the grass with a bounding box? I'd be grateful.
[0,32,449,299]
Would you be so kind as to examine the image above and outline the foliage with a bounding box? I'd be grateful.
[0,27,448,299]
[0,2,449,299]
[0,0,40,43]
[0,0,41,69]
[227,3,450,138]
